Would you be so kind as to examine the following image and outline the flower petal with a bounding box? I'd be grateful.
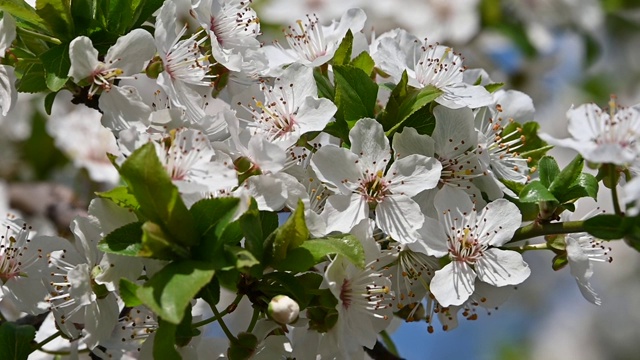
[475,248,530,287]
[430,261,476,307]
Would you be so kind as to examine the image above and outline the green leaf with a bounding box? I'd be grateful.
[40,42,70,92]
[239,206,275,262]
[266,200,309,263]
[558,173,599,203]
[96,186,140,211]
[484,82,504,93]
[0,322,35,360]
[43,90,58,115]
[189,197,241,239]
[584,214,630,240]
[70,0,96,33]
[140,221,188,260]
[332,29,352,65]
[538,156,560,188]
[504,121,551,168]
[107,0,140,34]
[16,62,48,93]
[279,234,365,271]
[228,332,258,360]
[199,276,220,308]
[153,318,181,360]
[120,143,198,247]
[519,181,558,203]
[131,0,164,29]
[119,278,142,307]
[225,246,260,274]
[350,51,375,76]
[0,0,49,32]
[551,254,569,271]
[333,65,378,129]
[548,154,584,197]
[36,0,74,40]
[98,221,143,256]
[137,260,215,324]
[313,68,334,100]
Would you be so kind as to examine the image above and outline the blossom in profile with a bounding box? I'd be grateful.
[540,99,640,166]
[565,233,612,305]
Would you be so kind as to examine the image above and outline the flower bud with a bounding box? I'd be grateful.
[268,295,300,325]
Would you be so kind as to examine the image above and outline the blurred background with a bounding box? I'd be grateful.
[4,0,640,359]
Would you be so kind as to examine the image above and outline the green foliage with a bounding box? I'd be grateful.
[96,186,140,211]
[0,322,36,360]
[332,29,353,66]
[119,278,142,307]
[120,143,198,247]
[333,64,378,130]
[276,234,366,271]
[98,221,144,256]
[376,71,441,137]
[228,332,258,360]
[137,260,216,324]
[153,318,181,360]
[264,200,309,264]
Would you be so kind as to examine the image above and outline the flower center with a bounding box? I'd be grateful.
[358,170,390,204]
[448,228,486,264]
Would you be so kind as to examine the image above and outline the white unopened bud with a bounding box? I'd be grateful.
[268,295,300,325]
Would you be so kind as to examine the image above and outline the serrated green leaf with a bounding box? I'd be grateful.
[280,234,365,271]
[119,278,142,307]
[107,0,141,34]
[538,156,559,188]
[350,51,375,76]
[153,318,180,360]
[119,143,198,247]
[0,322,36,360]
[99,221,143,256]
[40,41,70,91]
[36,0,74,40]
[96,186,139,211]
[137,260,215,324]
[519,181,558,203]
[268,200,309,263]
[16,62,48,93]
[0,0,49,32]
[225,246,260,274]
[189,197,241,239]
[239,205,275,262]
[44,90,58,115]
[557,173,599,203]
[485,82,504,93]
[383,82,442,137]
[313,68,334,100]
[548,154,584,197]
[332,29,352,65]
[584,214,629,240]
[70,0,96,34]
[140,221,188,260]
[333,64,378,129]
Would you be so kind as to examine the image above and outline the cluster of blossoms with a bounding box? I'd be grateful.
[0,1,636,359]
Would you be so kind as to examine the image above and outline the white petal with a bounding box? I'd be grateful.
[105,28,156,75]
[477,199,522,247]
[83,294,119,349]
[387,154,441,197]
[392,126,435,158]
[566,235,594,281]
[475,248,530,287]
[295,97,337,134]
[438,83,493,109]
[349,118,391,173]
[322,194,368,234]
[0,12,16,57]
[408,216,449,257]
[311,145,361,194]
[99,85,152,131]
[430,261,476,307]
[278,64,316,105]
[68,36,100,81]
[375,194,424,243]
[433,106,478,157]
[246,175,287,211]
[0,65,16,116]
[575,279,602,306]
[434,186,474,219]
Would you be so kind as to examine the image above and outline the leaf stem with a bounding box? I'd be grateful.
[503,242,549,252]
[212,305,238,344]
[192,293,243,328]
[16,27,62,45]
[32,331,62,351]
[509,220,585,243]
[246,307,260,333]
[610,165,622,216]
